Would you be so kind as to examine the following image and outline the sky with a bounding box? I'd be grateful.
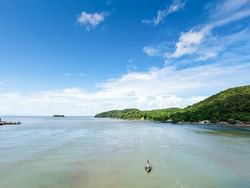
[0,0,250,115]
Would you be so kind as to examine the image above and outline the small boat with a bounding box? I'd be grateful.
[145,160,152,172]
[145,165,152,172]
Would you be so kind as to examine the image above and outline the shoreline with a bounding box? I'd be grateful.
[176,121,250,128]
[95,117,250,128]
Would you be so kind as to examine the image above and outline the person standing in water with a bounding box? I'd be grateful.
[145,160,151,167]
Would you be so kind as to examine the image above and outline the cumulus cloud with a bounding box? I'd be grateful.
[142,0,185,25]
[166,27,250,63]
[195,28,250,61]
[171,27,210,58]
[77,11,109,30]
[166,0,250,60]
[0,62,249,116]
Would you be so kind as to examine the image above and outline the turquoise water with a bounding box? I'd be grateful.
[0,116,250,188]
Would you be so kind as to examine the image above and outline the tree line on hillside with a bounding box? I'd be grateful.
[95,85,250,124]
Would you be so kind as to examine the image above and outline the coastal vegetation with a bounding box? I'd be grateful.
[95,108,183,121]
[95,85,250,125]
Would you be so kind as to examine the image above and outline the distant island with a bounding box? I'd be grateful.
[95,85,250,126]
[0,118,21,126]
[53,115,65,117]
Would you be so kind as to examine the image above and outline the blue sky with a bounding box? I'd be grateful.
[0,0,250,115]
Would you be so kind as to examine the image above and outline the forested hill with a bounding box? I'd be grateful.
[171,85,250,123]
[95,108,183,121]
[95,85,250,124]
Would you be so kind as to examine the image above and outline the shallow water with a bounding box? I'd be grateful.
[0,116,250,188]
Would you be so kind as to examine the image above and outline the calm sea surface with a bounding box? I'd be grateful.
[0,116,250,188]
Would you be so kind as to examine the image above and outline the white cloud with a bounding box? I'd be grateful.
[169,0,186,13]
[77,11,109,30]
[170,26,250,61]
[142,0,185,25]
[143,46,161,57]
[213,10,250,28]
[171,27,210,58]
[195,28,250,61]
[0,63,249,116]
[168,0,250,60]
[212,0,250,19]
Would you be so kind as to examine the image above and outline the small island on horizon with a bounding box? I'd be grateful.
[95,85,250,127]
[53,115,65,117]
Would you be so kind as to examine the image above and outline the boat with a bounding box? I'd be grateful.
[145,165,152,172]
[145,160,152,172]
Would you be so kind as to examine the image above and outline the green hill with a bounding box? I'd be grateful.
[95,85,250,124]
[171,85,250,124]
[95,108,183,121]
